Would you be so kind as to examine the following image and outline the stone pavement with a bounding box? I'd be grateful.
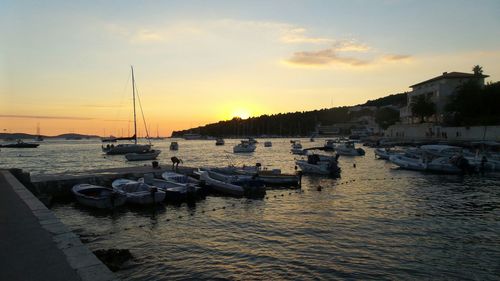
[0,170,117,281]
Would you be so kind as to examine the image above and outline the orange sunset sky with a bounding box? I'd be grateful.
[1,1,500,136]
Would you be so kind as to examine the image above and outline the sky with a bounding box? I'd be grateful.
[1,0,500,136]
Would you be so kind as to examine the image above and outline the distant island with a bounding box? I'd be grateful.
[0,133,100,140]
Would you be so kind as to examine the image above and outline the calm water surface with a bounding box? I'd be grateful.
[1,138,500,280]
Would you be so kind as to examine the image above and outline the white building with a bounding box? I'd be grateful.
[400,71,488,124]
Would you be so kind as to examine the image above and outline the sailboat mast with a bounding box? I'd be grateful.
[131,66,138,145]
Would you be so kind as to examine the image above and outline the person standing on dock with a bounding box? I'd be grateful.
[171,156,183,172]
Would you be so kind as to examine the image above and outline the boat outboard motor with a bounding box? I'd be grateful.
[456,156,473,174]
[308,154,320,164]
[143,173,155,185]
[150,186,158,202]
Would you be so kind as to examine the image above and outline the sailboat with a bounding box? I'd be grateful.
[35,123,43,141]
[152,125,165,140]
[103,66,153,155]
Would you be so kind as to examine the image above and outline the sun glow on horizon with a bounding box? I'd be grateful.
[231,109,251,120]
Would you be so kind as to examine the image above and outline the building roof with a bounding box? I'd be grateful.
[410,72,489,88]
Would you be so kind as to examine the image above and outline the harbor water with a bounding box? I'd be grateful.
[1,138,500,280]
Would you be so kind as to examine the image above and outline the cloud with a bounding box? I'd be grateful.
[0,114,93,120]
[82,104,125,108]
[102,119,131,122]
[332,40,371,52]
[287,47,370,66]
[104,22,202,44]
[382,54,412,61]
[281,28,334,44]
[131,29,165,43]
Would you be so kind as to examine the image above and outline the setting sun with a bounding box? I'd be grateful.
[231,109,251,119]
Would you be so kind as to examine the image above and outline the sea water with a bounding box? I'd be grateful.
[1,138,499,280]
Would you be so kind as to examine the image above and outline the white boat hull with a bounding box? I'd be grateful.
[125,149,161,161]
[295,160,333,175]
[199,171,245,196]
[389,155,427,171]
[72,184,127,209]
[233,145,256,153]
[112,179,166,205]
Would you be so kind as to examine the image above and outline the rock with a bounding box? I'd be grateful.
[93,249,132,272]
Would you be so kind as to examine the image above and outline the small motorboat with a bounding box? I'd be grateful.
[210,165,301,187]
[138,172,203,201]
[295,154,341,177]
[0,139,39,148]
[426,156,464,174]
[335,141,365,156]
[374,148,401,160]
[125,149,161,161]
[389,154,427,171]
[324,139,337,151]
[291,148,308,155]
[233,140,256,153]
[170,142,179,150]
[72,184,127,209]
[112,179,166,205]
[103,143,152,155]
[291,140,302,149]
[264,141,272,147]
[197,170,265,197]
[215,138,225,146]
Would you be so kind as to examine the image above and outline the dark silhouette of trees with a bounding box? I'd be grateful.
[445,80,500,126]
[473,65,483,76]
[363,92,408,107]
[375,107,400,129]
[171,92,409,137]
[411,95,436,123]
[172,107,351,137]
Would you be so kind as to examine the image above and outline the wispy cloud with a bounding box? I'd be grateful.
[280,28,334,44]
[382,54,412,61]
[287,47,370,66]
[82,104,125,108]
[102,119,130,122]
[0,115,93,120]
[104,22,202,44]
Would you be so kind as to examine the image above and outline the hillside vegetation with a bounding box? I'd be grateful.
[172,93,407,137]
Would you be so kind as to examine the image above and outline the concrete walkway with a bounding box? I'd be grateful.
[0,170,117,281]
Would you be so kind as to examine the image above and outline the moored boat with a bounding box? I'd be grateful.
[335,141,365,156]
[210,165,301,187]
[198,170,265,197]
[389,154,427,171]
[103,66,153,155]
[295,154,341,177]
[139,172,203,201]
[374,147,402,160]
[233,140,256,153]
[112,179,166,205]
[125,149,161,161]
[170,142,179,150]
[72,184,127,209]
[0,139,40,148]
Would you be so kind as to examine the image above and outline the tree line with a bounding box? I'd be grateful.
[171,93,407,137]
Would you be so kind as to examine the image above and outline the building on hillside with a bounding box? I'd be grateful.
[400,71,488,124]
